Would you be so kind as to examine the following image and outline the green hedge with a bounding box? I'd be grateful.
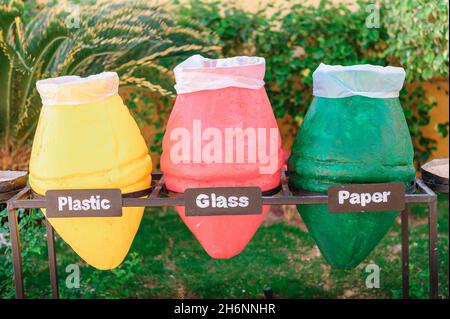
[173,0,449,163]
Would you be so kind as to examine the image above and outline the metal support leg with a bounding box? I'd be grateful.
[401,207,409,299]
[45,219,59,299]
[428,198,438,299]
[7,207,25,299]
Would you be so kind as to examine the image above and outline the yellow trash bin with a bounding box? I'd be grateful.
[30,72,152,270]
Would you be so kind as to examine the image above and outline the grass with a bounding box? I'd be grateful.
[0,195,448,299]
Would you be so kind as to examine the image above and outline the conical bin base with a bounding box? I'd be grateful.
[298,204,398,269]
[42,207,145,270]
[176,205,270,259]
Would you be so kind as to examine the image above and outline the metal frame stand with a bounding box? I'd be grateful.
[6,172,439,299]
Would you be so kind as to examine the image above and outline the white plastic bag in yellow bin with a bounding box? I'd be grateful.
[30,72,152,270]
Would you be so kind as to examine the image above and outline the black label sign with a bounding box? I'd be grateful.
[185,187,262,216]
[328,183,405,213]
[46,189,123,218]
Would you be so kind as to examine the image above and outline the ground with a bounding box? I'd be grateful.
[0,195,448,299]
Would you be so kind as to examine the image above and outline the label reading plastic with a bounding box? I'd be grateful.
[46,189,122,218]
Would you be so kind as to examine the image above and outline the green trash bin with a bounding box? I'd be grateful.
[288,63,415,269]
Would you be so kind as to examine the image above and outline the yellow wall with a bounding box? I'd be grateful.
[420,79,449,159]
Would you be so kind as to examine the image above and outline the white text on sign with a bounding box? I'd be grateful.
[58,195,111,211]
[195,193,249,209]
[328,183,405,213]
[338,191,392,207]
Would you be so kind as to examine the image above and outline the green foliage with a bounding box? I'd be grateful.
[174,0,449,164]
[437,122,449,138]
[257,0,389,119]
[0,208,49,298]
[383,0,449,81]
[0,0,217,151]
[173,0,268,57]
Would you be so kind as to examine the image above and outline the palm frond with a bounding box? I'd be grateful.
[0,0,218,147]
[121,76,175,98]
[0,0,22,141]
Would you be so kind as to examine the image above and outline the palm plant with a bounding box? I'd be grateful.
[0,0,219,169]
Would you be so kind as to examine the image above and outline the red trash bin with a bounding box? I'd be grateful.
[161,55,284,258]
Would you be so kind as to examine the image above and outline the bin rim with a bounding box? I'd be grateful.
[36,72,119,106]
